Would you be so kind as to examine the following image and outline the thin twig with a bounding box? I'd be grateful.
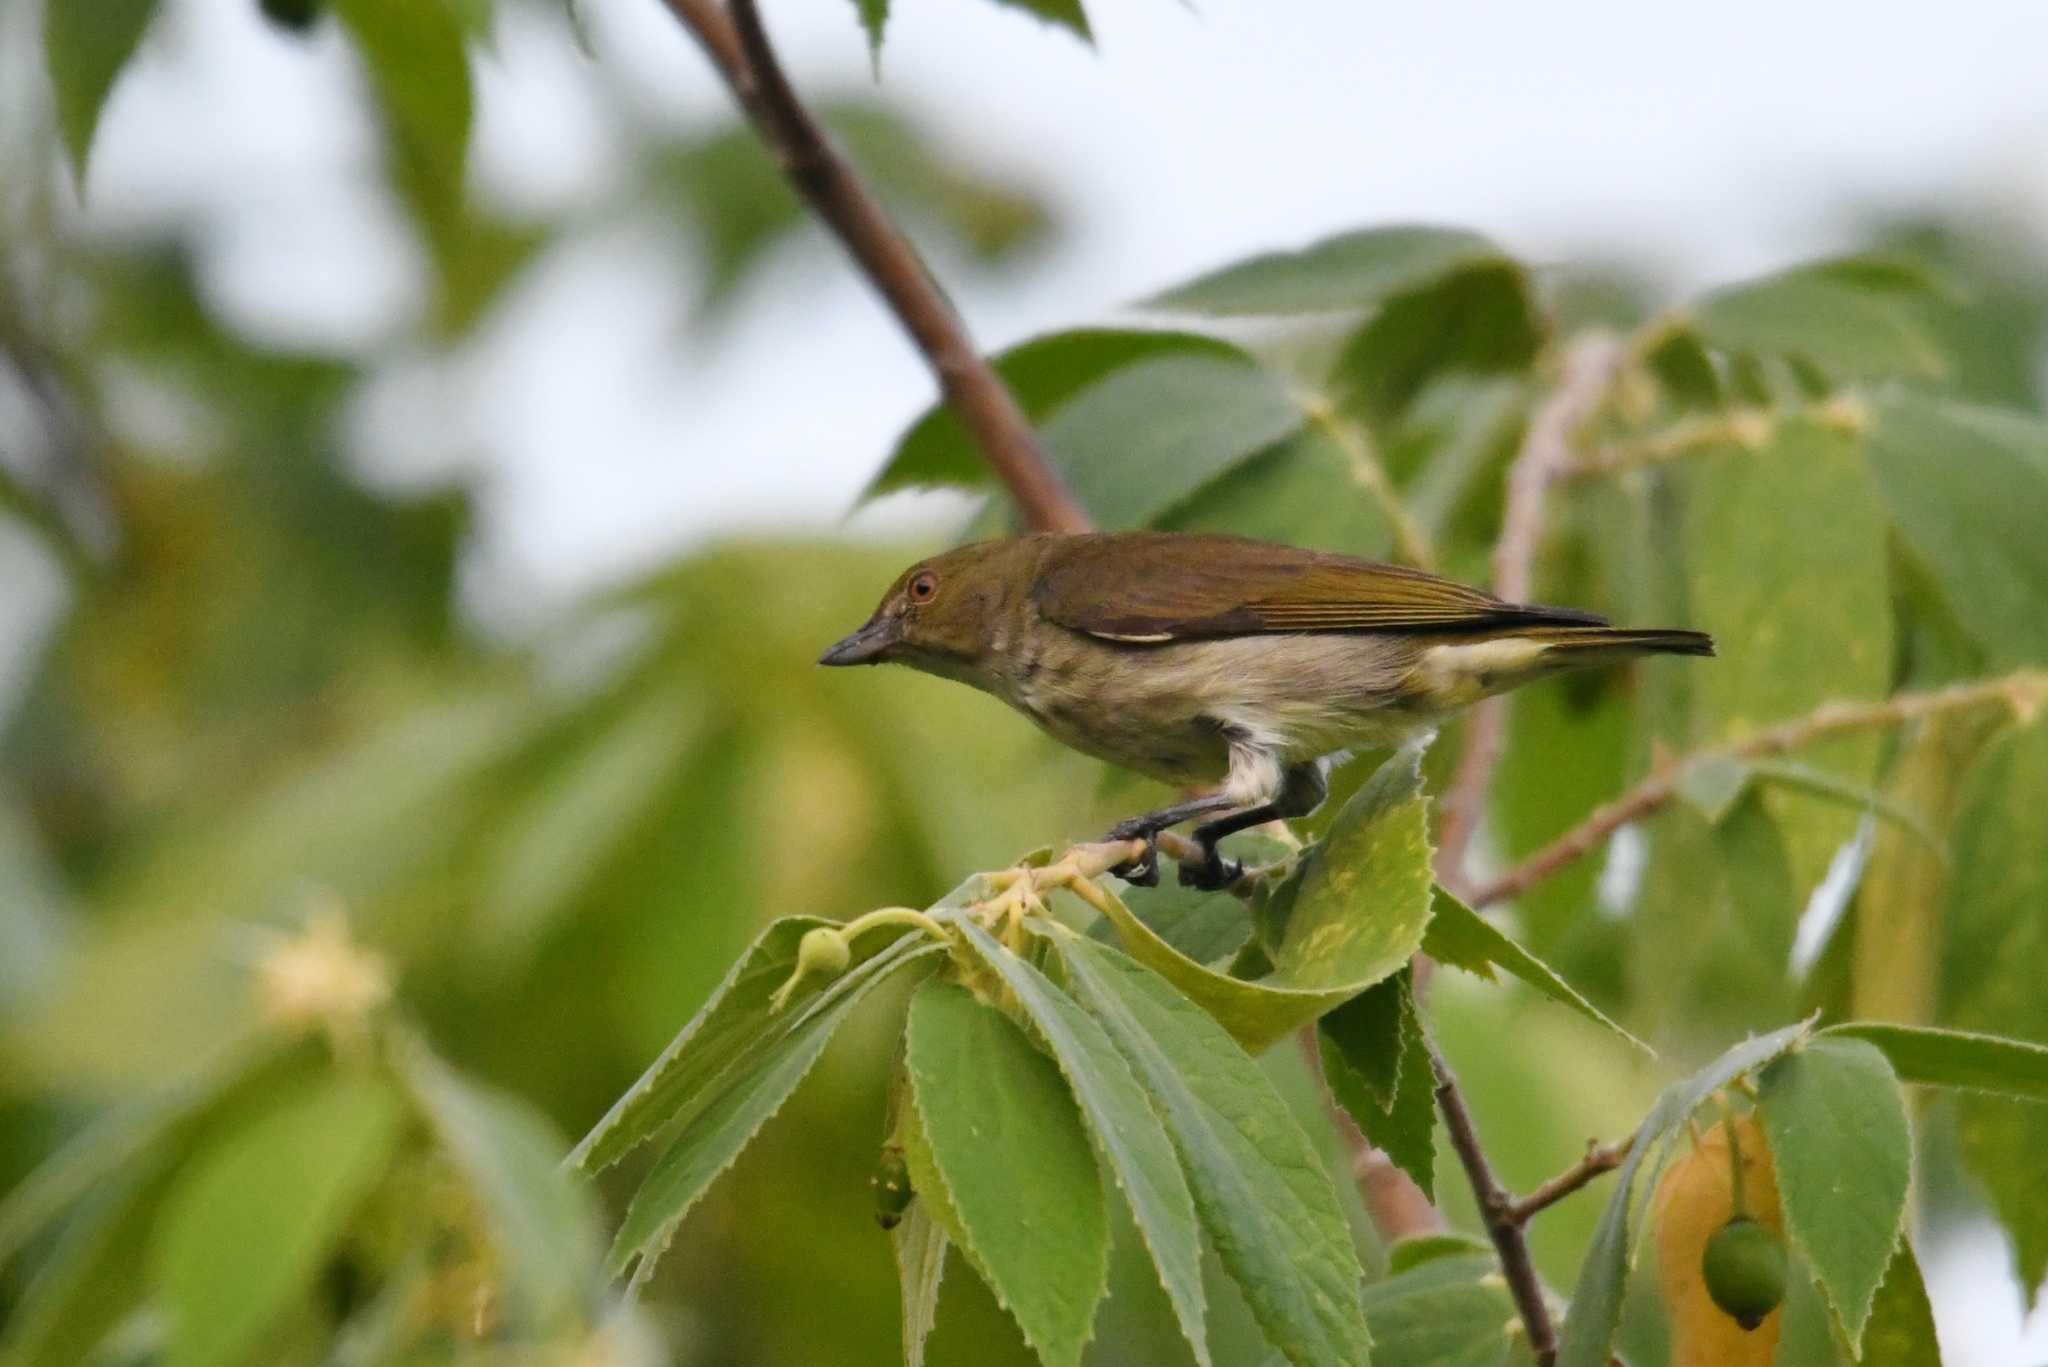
[1507,1133,1633,1226]
[656,0,1090,535]
[1435,334,1625,888]
[1295,1025,1443,1241]
[1430,1041,1559,1363]
[1466,669,2048,910]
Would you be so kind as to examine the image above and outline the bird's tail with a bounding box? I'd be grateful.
[1525,625,1716,663]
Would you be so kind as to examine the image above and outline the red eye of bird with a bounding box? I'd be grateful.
[909,572,938,602]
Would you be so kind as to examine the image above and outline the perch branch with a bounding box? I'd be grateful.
[1435,334,1625,887]
[1466,669,2048,910]
[1507,1132,1633,1226]
[656,0,1090,534]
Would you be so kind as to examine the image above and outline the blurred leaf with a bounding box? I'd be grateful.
[1,1173,158,1365]
[150,1074,406,1367]
[1858,1240,1941,1367]
[1424,887,1647,1051]
[905,980,1108,1367]
[396,1040,602,1331]
[892,1201,949,1367]
[1040,352,1304,528]
[1384,1232,1489,1275]
[1158,424,1394,557]
[989,0,1090,40]
[43,0,161,179]
[1868,393,2048,667]
[1055,938,1373,1367]
[1556,1020,1810,1367]
[1090,748,1432,1051]
[957,921,1208,1364]
[1691,260,1943,380]
[1319,969,1435,1199]
[1756,1036,1910,1350]
[1644,326,1725,411]
[1356,1251,1516,1367]
[1676,753,1750,824]
[1148,226,1506,316]
[605,936,943,1276]
[1956,1101,2048,1307]
[335,0,473,224]
[1823,1022,2048,1102]
[872,328,1243,498]
[853,0,888,55]
[1330,260,1542,427]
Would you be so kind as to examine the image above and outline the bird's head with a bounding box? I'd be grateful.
[818,538,1035,680]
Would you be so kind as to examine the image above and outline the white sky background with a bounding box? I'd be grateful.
[27,0,2048,1357]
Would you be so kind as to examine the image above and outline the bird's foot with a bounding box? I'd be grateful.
[1104,819,1161,887]
[1176,847,1242,893]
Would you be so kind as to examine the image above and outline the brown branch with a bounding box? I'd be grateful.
[1466,669,2048,910]
[1507,1132,1632,1226]
[656,0,1091,535]
[1430,1041,1560,1364]
[1435,334,1625,888]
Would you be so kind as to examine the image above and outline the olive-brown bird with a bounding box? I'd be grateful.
[821,532,1711,889]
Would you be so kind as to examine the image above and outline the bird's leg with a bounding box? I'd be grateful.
[1104,792,1241,888]
[1180,760,1330,891]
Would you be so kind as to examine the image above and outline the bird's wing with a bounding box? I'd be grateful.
[1033,533,1606,642]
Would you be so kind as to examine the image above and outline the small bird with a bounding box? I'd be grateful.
[820,531,1711,889]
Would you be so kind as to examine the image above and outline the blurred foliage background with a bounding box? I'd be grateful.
[4,0,2048,1364]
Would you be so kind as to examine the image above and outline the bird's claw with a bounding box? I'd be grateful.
[1177,849,1241,892]
[1105,822,1161,887]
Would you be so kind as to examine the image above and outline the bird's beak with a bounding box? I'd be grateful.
[818,616,900,667]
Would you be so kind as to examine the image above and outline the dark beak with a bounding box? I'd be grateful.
[819,617,900,667]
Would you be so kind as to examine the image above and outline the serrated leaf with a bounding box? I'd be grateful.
[1090,749,1434,1051]
[905,980,1108,1367]
[1868,393,2048,667]
[44,0,161,179]
[1823,1022,2048,1102]
[1858,1239,1942,1367]
[1756,1036,1911,1350]
[1148,225,1505,317]
[892,1202,949,1367]
[606,938,943,1277]
[1319,970,1435,1199]
[1357,1252,1516,1367]
[397,1041,601,1331]
[1040,352,1305,529]
[1086,876,1254,967]
[1692,261,1943,380]
[958,922,1208,1363]
[1423,887,1648,1052]
[150,1075,406,1367]
[871,329,1247,499]
[1055,937,1373,1367]
[1557,1020,1811,1367]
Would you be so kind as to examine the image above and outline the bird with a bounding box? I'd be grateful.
[819,531,1712,890]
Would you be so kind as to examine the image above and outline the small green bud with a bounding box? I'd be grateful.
[1701,1217,1787,1330]
[872,1144,914,1229]
[768,927,852,1012]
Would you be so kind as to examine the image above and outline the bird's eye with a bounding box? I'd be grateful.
[908,571,938,603]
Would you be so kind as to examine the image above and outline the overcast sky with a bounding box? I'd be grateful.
[19,0,2048,1356]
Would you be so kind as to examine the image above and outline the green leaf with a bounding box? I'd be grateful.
[1747,757,1947,858]
[1384,1232,1490,1275]
[956,921,1209,1364]
[1086,875,1255,967]
[1329,259,1542,427]
[2,1174,160,1366]
[854,0,888,56]
[1557,1021,1811,1367]
[1868,393,2048,666]
[1823,1021,2048,1102]
[1040,352,1305,528]
[1148,225,1506,317]
[1691,260,1943,380]
[1090,749,1434,1051]
[1756,1036,1911,1350]
[150,1075,406,1367]
[334,0,473,224]
[1357,1252,1516,1367]
[1858,1240,1942,1367]
[1422,887,1648,1051]
[1956,1100,2048,1304]
[606,936,943,1277]
[892,1202,949,1367]
[571,914,920,1173]
[44,0,161,179]
[905,980,1108,1367]
[1056,937,1373,1367]
[990,0,1090,41]
[1158,423,1395,557]
[871,329,1246,499]
[397,1041,600,1331]
[1319,970,1435,1199]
